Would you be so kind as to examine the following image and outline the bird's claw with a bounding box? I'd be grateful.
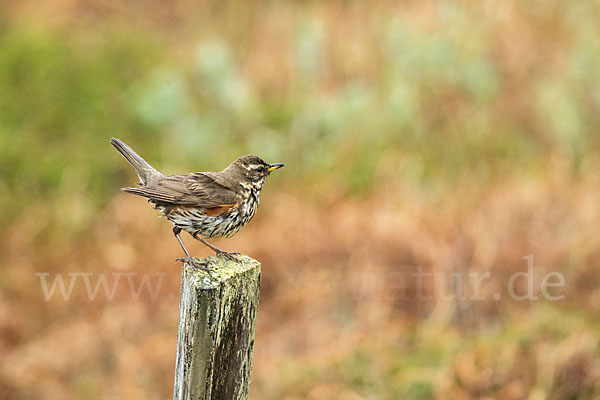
[177,257,213,271]
[215,251,241,263]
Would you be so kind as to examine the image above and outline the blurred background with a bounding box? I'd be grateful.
[1,0,600,398]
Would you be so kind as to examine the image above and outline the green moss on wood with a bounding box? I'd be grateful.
[183,255,259,289]
[174,254,261,400]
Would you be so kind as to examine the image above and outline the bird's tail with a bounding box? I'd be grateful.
[110,137,163,186]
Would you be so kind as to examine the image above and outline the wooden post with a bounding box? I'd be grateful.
[173,255,261,400]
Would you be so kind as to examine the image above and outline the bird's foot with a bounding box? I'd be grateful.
[176,257,213,271]
[215,250,241,263]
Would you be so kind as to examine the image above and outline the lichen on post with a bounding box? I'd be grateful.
[173,255,261,400]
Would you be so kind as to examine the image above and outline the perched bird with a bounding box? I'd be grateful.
[110,137,284,269]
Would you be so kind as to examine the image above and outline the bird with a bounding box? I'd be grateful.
[110,137,284,269]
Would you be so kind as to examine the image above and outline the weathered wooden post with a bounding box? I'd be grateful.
[173,255,261,400]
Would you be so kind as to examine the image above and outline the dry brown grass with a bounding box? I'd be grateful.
[2,160,600,398]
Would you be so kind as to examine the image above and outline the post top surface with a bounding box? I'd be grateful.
[182,254,261,289]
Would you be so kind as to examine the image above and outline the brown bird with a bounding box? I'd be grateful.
[110,137,284,269]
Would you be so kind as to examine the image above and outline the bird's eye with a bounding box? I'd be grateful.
[257,167,266,173]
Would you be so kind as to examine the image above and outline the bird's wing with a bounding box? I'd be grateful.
[122,173,238,208]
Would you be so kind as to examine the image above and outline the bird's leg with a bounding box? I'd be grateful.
[193,234,240,262]
[173,227,192,258]
[173,227,211,270]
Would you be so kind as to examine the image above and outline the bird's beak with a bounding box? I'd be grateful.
[268,163,285,173]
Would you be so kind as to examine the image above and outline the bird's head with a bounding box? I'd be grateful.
[225,155,284,189]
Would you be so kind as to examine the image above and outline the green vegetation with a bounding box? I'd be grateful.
[2,1,600,233]
[0,27,163,232]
